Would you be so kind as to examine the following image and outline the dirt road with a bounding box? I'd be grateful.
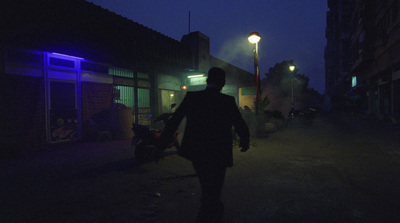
[1,113,400,222]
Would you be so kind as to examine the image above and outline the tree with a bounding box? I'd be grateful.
[252,94,270,115]
[264,60,322,112]
[265,60,297,98]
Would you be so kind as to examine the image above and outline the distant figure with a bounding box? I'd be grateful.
[288,103,299,119]
[157,67,250,222]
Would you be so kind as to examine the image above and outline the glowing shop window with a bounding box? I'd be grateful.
[352,76,357,88]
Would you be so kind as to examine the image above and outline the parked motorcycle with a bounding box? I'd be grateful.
[131,104,179,164]
[288,106,317,126]
[288,107,300,120]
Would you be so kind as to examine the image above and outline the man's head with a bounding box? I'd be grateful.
[206,67,226,90]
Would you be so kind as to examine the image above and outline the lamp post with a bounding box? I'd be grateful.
[248,32,261,115]
[289,65,296,104]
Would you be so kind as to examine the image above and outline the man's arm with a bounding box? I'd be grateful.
[156,93,190,150]
[230,98,250,151]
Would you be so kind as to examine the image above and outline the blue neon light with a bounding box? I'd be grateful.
[51,52,84,60]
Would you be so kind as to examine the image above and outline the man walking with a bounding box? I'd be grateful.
[157,67,250,222]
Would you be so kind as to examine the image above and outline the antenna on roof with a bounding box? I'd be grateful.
[188,11,191,34]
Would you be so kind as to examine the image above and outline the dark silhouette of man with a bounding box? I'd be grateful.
[157,67,250,222]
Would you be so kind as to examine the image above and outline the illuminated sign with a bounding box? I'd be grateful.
[241,87,256,95]
[189,76,207,86]
[188,74,204,78]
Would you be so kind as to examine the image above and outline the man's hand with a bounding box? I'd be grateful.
[152,148,164,163]
[239,140,250,152]
[239,140,249,152]
[240,146,249,152]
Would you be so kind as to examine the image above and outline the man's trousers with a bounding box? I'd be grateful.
[193,161,227,223]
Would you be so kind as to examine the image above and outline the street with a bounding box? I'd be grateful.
[1,113,400,223]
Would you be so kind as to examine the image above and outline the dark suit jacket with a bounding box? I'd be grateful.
[160,87,250,167]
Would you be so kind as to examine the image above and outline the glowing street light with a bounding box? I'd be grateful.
[248,32,261,44]
[248,32,261,114]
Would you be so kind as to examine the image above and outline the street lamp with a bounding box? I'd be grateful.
[248,32,261,114]
[289,64,296,104]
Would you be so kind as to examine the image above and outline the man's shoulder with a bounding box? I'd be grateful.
[220,92,234,99]
[186,90,203,95]
[186,90,234,101]
[218,92,236,102]
[185,90,203,98]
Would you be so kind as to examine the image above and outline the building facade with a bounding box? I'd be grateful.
[0,0,254,155]
[325,0,400,121]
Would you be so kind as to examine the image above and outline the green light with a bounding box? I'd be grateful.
[188,74,204,78]
[352,76,357,87]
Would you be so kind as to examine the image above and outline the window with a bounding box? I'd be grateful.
[82,61,108,73]
[352,76,357,88]
[109,67,134,78]
[160,90,177,113]
[113,86,134,108]
[49,57,75,68]
[113,86,150,108]
[138,88,150,108]
[50,82,76,109]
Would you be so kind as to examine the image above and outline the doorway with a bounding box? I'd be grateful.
[48,81,78,142]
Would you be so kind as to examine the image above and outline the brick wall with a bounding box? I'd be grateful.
[82,82,113,122]
[81,82,113,140]
[0,74,46,157]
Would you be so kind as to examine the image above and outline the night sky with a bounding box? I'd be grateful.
[87,0,328,94]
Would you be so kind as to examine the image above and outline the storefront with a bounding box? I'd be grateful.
[111,68,152,126]
[158,74,184,114]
